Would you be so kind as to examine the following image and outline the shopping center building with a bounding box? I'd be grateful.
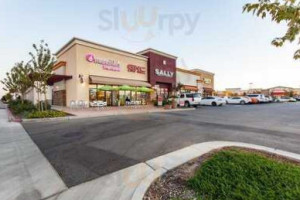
[176,68,202,93]
[51,38,152,107]
[176,67,215,95]
[49,38,214,107]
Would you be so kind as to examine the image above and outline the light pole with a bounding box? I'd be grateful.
[249,82,253,93]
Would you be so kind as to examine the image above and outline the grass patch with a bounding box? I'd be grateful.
[26,110,67,118]
[188,149,300,200]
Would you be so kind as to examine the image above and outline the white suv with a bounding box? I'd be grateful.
[178,93,202,107]
[247,94,267,103]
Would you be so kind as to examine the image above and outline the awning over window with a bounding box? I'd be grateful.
[271,90,285,95]
[89,75,151,87]
[47,74,72,86]
[182,85,198,91]
[203,87,214,93]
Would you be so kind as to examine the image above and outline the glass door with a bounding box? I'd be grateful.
[105,91,112,106]
[111,91,119,106]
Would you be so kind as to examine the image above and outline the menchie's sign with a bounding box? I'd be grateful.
[86,53,121,72]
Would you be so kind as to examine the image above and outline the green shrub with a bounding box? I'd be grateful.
[152,100,158,106]
[36,101,51,110]
[188,149,300,200]
[9,100,36,115]
[26,110,67,119]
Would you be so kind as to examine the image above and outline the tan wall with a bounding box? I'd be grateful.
[201,73,214,89]
[56,44,77,106]
[53,66,66,75]
[56,40,148,106]
[176,71,198,87]
[53,80,66,92]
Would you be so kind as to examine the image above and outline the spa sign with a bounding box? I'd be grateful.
[155,68,174,78]
[86,53,121,72]
[127,64,146,74]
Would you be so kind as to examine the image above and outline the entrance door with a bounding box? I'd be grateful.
[106,91,112,106]
[111,91,119,106]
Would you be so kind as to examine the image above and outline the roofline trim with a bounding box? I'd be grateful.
[191,68,215,75]
[55,37,148,60]
[137,48,177,59]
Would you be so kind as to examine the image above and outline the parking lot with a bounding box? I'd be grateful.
[22,102,300,187]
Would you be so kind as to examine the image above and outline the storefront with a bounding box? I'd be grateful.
[50,38,215,107]
[268,86,293,97]
[52,38,151,107]
[137,48,177,99]
[176,67,202,93]
[191,69,214,96]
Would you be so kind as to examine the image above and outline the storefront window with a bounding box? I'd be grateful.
[89,84,149,106]
[89,88,97,101]
[97,90,105,101]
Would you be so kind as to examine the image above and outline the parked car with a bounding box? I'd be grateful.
[289,97,297,102]
[178,93,202,107]
[246,94,266,103]
[265,96,273,102]
[275,96,296,102]
[227,97,250,105]
[244,96,253,104]
[200,96,224,106]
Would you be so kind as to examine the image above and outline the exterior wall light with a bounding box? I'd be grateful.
[79,74,84,84]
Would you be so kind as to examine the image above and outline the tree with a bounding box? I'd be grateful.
[13,62,33,103]
[174,82,184,92]
[1,71,18,95]
[243,0,300,59]
[1,93,12,103]
[29,40,55,111]
[1,62,33,103]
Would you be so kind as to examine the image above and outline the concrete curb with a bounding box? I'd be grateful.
[6,108,22,122]
[130,141,300,200]
[131,168,166,200]
[22,108,195,123]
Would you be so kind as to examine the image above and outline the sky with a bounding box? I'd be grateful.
[1,0,300,97]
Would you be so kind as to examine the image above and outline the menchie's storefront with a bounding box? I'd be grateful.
[51,38,152,107]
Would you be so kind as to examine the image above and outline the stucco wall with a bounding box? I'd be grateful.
[141,52,176,89]
[202,73,214,89]
[56,44,77,106]
[53,80,66,92]
[56,39,148,106]
[176,71,198,86]
[24,85,52,105]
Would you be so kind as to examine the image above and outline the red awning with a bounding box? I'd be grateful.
[271,91,285,95]
[47,74,72,86]
[183,85,198,91]
[203,87,213,92]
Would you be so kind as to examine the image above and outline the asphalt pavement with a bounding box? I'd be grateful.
[22,102,300,187]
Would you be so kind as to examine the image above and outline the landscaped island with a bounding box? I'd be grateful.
[8,99,67,119]
[145,148,300,200]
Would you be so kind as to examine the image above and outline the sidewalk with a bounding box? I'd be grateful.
[0,109,66,200]
[22,105,195,122]
[2,107,300,200]
[43,141,300,200]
